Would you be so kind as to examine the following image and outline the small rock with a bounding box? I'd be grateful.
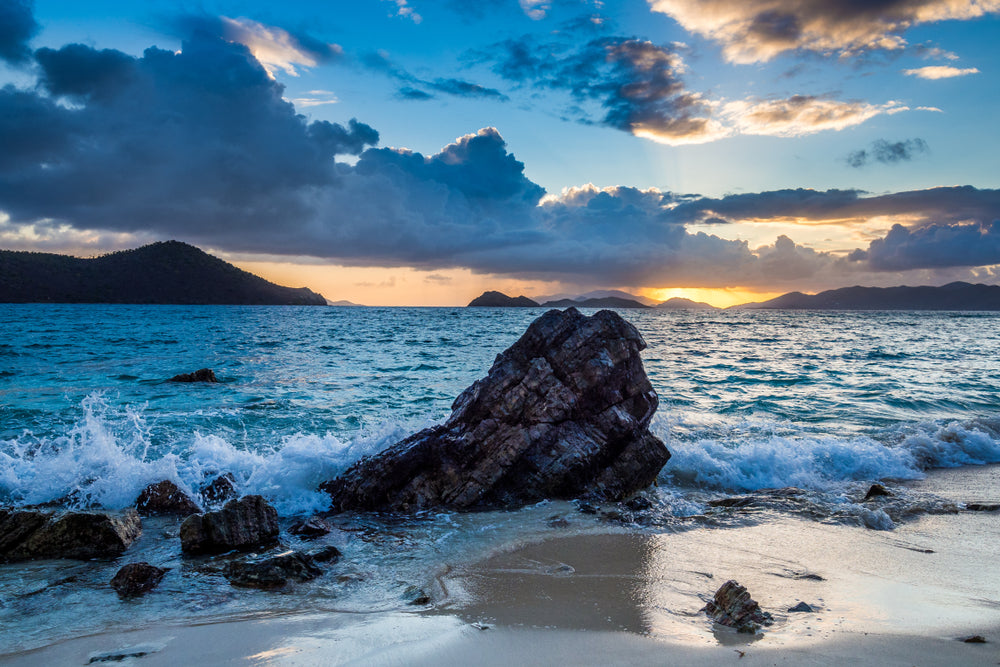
[787,601,814,613]
[168,368,218,383]
[305,545,342,563]
[289,516,332,539]
[623,495,652,511]
[0,509,141,562]
[201,474,237,505]
[703,580,773,634]
[960,635,987,643]
[180,495,279,555]
[863,483,892,501]
[546,515,570,528]
[966,503,1000,512]
[135,480,200,516]
[708,496,755,508]
[110,562,168,598]
[576,502,598,515]
[402,585,431,606]
[223,550,322,589]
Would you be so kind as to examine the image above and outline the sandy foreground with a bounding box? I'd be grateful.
[5,468,1000,665]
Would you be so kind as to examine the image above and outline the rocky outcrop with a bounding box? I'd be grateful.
[223,550,322,589]
[703,580,774,633]
[135,480,200,516]
[168,368,218,383]
[201,474,237,505]
[467,291,540,307]
[179,495,279,555]
[0,509,141,562]
[321,308,670,512]
[110,562,168,598]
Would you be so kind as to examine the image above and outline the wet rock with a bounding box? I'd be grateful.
[623,494,652,511]
[180,495,279,555]
[110,562,168,598]
[402,585,431,605]
[966,503,1000,512]
[223,550,322,589]
[0,509,141,562]
[546,515,570,528]
[201,474,237,505]
[135,480,200,516]
[959,635,987,643]
[703,580,774,633]
[321,308,670,512]
[863,483,892,501]
[168,368,218,383]
[289,516,332,539]
[305,545,342,563]
[787,601,814,613]
[576,502,598,515]
[708,496,755,508]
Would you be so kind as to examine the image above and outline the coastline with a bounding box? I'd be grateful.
[6,482,999,665]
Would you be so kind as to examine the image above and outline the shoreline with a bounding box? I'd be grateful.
[5,501,999,665]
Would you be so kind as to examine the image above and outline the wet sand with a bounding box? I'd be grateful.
[6,507,1000,666]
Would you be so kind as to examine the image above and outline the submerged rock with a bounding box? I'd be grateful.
[135,480,200,516]
[863,483,892,501]
[703,580,774,633]
[179,495,279,555]
[110,562,168,598]
[223,550,322,589]
[0,509,141,562]
[321,308,670,512]
[168,368,218,383]
[289,516,332,539]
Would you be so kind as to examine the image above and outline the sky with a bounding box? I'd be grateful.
[1,0,999,306]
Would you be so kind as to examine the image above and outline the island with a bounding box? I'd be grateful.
[541,297,651,309]
[737,282,1000,310]
[467,291,541,307]
[0,241,327,305]
[655,297,717,310]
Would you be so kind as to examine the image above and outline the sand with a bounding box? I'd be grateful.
[5,505,999,666]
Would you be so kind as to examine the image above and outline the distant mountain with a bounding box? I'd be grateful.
[737,282,1000,310]
[655,297,717,310]
[328,299,364,307]
[467,291,540,307]
[534,290,658,307]
[0,241,327,305]
[542,296,651,309]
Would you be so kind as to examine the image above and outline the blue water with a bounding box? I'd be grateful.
[3,304,1000,654]
[2,304,1000,515]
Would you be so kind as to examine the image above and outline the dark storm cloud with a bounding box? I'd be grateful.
[850,221,1000,270]
[478,35,717,144]
[0,0,38,64]
[363,51,508,101]
[846,138,929,167]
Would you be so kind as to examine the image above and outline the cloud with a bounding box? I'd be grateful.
[288,90,339,107]
[384,0,423,24]
[364,50,508,101]
[519,0,551,20]
[648,0,1000,63]
[850,221,1000,271]
[167,14,343,77]
[724,96,904,137]
[0,0,38,64]
[846,138,929,167]
[903,65,980,79]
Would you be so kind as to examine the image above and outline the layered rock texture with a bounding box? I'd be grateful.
[703,580,774,633]
[0,509,141,561]
[321,308,670,512]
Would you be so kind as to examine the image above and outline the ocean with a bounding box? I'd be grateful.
[2,304,1000,654]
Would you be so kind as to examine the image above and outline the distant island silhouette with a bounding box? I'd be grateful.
[736,282,1000,310]
[0,241,327,305]
[467,291,540,307]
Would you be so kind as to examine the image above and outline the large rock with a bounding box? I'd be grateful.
[0,509,141,562]
[110,562,168,598]
[223,550,323,589]
[321,308,670,512]
[135,480,200,516]
[179,495,279,555]
[703,580,774,633]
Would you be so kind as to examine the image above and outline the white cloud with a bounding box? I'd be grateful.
[903,65,980,79]
[220,17,342,77]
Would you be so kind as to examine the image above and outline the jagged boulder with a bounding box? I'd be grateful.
[0,509,141,562]
[201,474,237,505]
[321,308,670,512]
[179,495,279,555]
[135,480,200,516]
[110,562,168,598]
[703,580,774,633]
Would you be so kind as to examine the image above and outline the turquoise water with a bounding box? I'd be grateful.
[3,304,1000,654]
[2,304,1000,513]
